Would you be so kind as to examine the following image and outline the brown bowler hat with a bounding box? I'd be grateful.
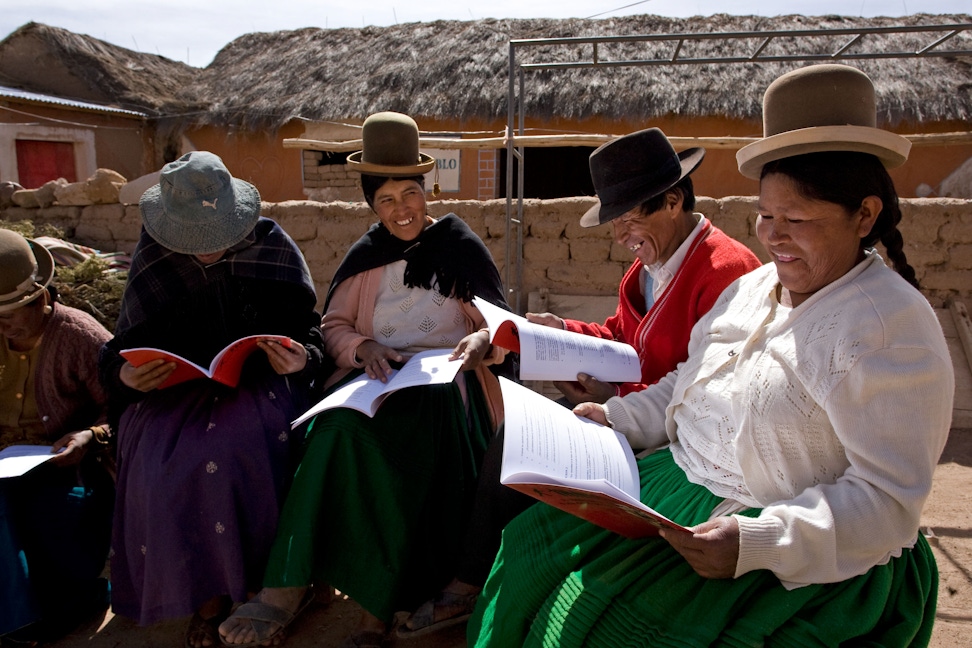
[736,64,911,180]
[347,112,436,177]
[0,229,54,313]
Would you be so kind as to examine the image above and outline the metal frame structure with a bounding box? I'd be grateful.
[504,22,972,311]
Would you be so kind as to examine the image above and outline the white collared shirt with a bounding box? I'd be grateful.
[642,213,706,308]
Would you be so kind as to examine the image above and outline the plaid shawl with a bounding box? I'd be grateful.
[116,217,315,335]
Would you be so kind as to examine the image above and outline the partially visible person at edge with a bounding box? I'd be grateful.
[398,128,762,638]
[98,151,325,648]
[218,111,511,648]
[469,63,954,647]
[0,229,114,645]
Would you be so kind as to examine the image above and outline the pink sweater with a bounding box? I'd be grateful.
[35,303,112,439]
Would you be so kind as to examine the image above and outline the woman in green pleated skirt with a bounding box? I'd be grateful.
[265,371,492,620]
[220,110,513,648]
[470,450,938,648]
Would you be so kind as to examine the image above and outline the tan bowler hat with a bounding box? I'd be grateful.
[736,64,911,180]
[0,229,54,313]
[347,112,436,177]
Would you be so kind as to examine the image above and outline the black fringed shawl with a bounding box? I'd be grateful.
[325,214,508,313]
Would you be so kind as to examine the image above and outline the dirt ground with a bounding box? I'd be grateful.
[41,428,972,648]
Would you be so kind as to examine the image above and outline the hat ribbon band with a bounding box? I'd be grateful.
[0,260,41,301]
[597,157,680,206]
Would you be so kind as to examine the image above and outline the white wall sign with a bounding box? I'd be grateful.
[423,148,460,193]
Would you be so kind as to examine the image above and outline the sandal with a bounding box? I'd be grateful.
[338,629,386,648]
[396,589,478,638]
[218,587,314,647]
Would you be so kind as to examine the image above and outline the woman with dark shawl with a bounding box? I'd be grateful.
[98,151,325,648]
[219,112,511,648]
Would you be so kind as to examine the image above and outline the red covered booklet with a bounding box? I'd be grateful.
[120,335,291,389]
[499,377,689,538]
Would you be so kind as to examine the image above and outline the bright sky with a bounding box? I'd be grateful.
[2,0,969,67]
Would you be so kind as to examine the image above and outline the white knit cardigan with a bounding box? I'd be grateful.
[605,252,954,587]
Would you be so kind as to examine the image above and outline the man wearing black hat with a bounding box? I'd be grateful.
[399,128,761,638]
[528,127,761,405]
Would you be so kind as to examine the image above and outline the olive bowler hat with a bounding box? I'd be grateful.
[0,229,54,313]
[139,151,261,255]
[346,112,436,177]
[736,64,911,180]
[579,127,705,227]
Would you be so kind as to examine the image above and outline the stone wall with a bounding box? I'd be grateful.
[2,195,970,311]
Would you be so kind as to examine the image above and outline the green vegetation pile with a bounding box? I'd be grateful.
[0,221,126,331]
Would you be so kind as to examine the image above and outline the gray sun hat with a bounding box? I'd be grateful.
[580,127,705,227]
[0,229,54,313]
[139,151,261,255]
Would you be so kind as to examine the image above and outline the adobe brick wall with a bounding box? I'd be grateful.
[3,196,970,311]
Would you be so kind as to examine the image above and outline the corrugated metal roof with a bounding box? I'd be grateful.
[0,84,146,117]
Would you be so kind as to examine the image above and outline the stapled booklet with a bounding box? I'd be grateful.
[499,377,688,538]
[121,334,291,389]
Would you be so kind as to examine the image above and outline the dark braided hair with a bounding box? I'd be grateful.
[760,151,919,289]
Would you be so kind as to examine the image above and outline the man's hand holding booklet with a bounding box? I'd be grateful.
[473,296,640,383]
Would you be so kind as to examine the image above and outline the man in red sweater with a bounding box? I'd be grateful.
[528,127,761,403]
[399,128,762,638]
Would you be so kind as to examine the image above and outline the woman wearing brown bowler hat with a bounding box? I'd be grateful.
[220,113,511,648]
[469,64,953,647]
[396,127,761,641]
[0,229,114,645]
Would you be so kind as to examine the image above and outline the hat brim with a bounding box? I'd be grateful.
[346,152,436,177]
[580,147,705,228]
[736,125,911,180]
[139,177,261,255]
[0,239,54,313]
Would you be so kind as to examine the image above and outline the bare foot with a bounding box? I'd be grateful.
[218,586,308,646]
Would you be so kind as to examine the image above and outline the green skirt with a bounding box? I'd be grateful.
[263,370,492,622]
[469,449,938,647]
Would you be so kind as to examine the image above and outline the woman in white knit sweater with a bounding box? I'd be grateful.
[469,64,954,647]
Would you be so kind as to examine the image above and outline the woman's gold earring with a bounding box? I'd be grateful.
[42,305,53,315]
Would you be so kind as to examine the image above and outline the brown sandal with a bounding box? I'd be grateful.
[396,589,478,638]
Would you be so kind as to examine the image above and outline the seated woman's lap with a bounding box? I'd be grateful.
[470,450,937,647]
[265,372,493,621]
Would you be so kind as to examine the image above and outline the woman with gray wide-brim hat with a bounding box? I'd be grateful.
[469,63,952,647]
[98,151,328,647]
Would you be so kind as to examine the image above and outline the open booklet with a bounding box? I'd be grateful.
[499,377,688,537]
[473,296,640,383]
[121,334,291,389]
[291,348,463,428]
[0,445,56,479]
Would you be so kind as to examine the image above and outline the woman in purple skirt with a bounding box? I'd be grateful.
[99,151,325,648]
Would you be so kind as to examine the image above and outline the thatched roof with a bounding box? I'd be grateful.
[186,13,972,131]
[2,16,970,131]
[0,22,199,115]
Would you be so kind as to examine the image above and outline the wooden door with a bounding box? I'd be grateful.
[15,140,77,188]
